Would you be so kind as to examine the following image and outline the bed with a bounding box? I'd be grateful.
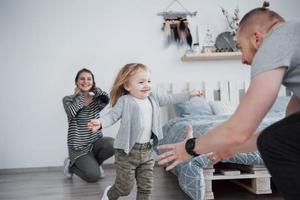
[155,81,291,200]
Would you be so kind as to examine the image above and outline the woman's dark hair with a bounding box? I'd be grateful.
[75,68,96,90]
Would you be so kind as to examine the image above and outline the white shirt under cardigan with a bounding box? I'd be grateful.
[100,92,191,154]
[133,97,153,143]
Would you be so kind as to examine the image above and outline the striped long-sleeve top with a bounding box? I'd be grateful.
[63,87,109,165]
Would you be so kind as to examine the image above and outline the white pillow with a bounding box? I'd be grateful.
[209,101,238,115]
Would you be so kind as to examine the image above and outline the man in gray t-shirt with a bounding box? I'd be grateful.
[156,4,300,200]
[251,20,300,98]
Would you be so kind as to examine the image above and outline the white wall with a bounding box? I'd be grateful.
[0,0,299,169]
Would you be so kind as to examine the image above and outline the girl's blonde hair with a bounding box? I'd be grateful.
[110,63,149,106]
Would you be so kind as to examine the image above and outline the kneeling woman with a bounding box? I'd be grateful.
[63,68,114,182]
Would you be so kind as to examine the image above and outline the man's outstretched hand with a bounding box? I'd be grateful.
[156,125,194,171]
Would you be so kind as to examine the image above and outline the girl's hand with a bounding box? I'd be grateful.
[87,119,101,133]
[190,90,204,97]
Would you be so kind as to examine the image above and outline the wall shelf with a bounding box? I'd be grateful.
[181,52,242,61]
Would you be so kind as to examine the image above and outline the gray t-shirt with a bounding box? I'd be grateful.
[251,20,300,98]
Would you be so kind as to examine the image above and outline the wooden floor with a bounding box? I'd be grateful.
[0,166,283,200]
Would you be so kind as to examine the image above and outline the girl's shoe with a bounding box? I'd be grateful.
[101,185,111,200]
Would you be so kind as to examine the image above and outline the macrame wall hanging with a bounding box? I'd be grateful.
[157,0,197,49]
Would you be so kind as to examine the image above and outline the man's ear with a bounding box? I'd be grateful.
[252,31,264,50]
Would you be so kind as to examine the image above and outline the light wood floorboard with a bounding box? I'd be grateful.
[0,166,283,200]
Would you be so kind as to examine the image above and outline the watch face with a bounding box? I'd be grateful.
[185,138,198,157]
[186,138,195,150]
[215,31,237,52]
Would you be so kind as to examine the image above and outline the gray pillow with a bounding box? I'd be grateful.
[175,97,213,117]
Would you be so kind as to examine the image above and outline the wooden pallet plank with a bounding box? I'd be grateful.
[232,177,272,194]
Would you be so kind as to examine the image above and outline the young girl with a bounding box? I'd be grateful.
[62,68,114,183]
[88,63,202,199]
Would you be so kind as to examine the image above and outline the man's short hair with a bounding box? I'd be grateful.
[238,2,285,35]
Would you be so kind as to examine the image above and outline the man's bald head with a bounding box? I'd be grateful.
[238,2,285,37]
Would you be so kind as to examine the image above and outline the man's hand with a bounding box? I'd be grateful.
[87,119,101,133]
[156,125,194,171]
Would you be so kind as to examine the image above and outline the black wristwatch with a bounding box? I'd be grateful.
[185,138,200,157]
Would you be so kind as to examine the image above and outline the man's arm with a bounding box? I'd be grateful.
[208,133,260,163]
[212,82,298,161]
[228,94,300,154]
[210,93,299,162]
[156,68,286,170]
[193,68,285,154]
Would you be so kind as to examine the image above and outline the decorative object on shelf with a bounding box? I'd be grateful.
[220,6,240,37]
[193,43,200,53]
[158,0,197,48]
[202,28,216,53]
[192,25,200,53]
[215,5,240,52]
[215,31,236,52]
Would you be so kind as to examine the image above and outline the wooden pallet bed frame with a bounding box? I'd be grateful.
[203,163,272,199]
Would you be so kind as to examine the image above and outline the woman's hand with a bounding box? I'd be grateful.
[190,90,204,97]
[87,119,101,133]
[88,91,95,96]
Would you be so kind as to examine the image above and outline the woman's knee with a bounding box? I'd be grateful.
[83,170,101,183]
[77,166,101,183]
[105,137,115,148]
[99,137,114,150]
[103,138,115,157]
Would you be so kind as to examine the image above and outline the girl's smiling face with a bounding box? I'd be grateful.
[124,69,152,99]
